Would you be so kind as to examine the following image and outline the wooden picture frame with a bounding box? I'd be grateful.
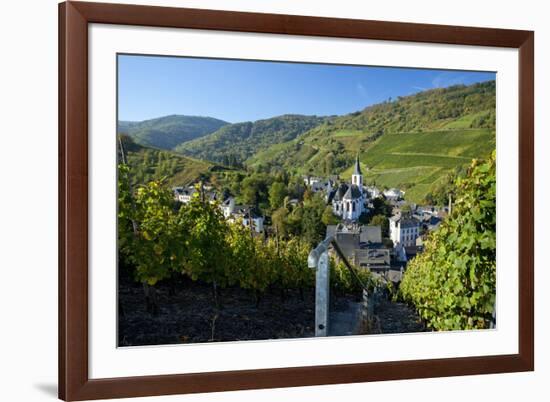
[59,1,534,400]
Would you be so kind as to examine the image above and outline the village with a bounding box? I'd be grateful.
[171,156,449,286]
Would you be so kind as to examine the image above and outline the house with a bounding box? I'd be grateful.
[172,185,220,205]
[330,156,368,221]
[383,188,404,201]
[220,196,236,218]
[326,223,380,243]
[172,186,196,204]
[360,225,382,244]
[325,223,410,283]
[303,176,335,199]
[366,185,381,198]
[393,242,407,262]
[354,248,391,270]
[303,175,323,186]
[326,223,388,269]
[405,245,423,259]
[389,215,420,247]
[425,215,442,231]
[287,198,300,208]
[228,205,264,233]
[313,179,335,195]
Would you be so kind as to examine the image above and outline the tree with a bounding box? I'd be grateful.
[400,203,412,217]
[300,194,327,245]
[240,174,272,210]
[287,175,306,200]
[324,153,334,176]
[321,205,339,226]
[370,214,389,237]
[371,197,393,217]
[180,188,231,308]
[400,153,496,330]
[271,207,289,238]
[286,205,304,237]
[269,181,287,210]
[358,212,369,224]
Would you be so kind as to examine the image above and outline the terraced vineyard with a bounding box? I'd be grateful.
[246,82,496,204]
[340,128,495,203]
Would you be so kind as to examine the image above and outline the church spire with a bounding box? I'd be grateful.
[353,154,362,176]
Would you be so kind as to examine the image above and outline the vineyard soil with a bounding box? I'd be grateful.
[119,271,369,346]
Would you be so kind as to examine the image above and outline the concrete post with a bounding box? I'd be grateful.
[315,250,330,336]
[308,236,333,337]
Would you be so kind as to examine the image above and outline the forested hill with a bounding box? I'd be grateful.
[174,114,328,165]
[118,115,228,151]
[118,134,224,187]
[246,80,496,203]
[321,80,495,136]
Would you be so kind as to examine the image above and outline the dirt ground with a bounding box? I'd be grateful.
[370,297,426,334]
[118,272,363,346]
[118,269,424,346]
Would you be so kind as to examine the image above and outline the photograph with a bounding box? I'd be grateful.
[116,54,497,347]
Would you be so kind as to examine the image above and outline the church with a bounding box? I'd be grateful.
[330,156,368,221]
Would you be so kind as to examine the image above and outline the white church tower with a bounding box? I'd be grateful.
[351,155,363,192]
[330,155,369,221]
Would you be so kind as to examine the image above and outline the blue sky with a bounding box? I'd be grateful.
[118,54,495,123]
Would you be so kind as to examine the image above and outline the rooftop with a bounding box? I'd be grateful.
[343,184,362,200]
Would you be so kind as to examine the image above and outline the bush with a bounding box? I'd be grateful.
[400,153,496,330]
[330,257,379,295]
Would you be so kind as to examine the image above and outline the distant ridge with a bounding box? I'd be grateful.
[174,114,328,164]
[118,115,228,151]
[117,134,220,187]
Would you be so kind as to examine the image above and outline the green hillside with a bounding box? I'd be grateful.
[118,115,228,150]
[247,81,496,204]
[174,114,327,165]
[118,135,224,187]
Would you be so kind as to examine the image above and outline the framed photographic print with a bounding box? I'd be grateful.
[59,1,534,400]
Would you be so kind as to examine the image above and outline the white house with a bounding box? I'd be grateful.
[366,185,381,198]
[389,215,420,247]
[220,196,236,218]
[383,188,404,201]
[242,215,264,233]
[172,186,196,204]
[331,156,368,221]
[228,205,264,233]
[173,186,221,205]
[303,175,322,186]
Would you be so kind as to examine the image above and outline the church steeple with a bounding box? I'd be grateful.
[353,154,362,176]
[351,154,363,190]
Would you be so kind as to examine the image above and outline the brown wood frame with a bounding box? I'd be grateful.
[59,1,534,400]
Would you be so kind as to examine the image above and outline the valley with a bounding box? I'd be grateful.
[119,80,496,204]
